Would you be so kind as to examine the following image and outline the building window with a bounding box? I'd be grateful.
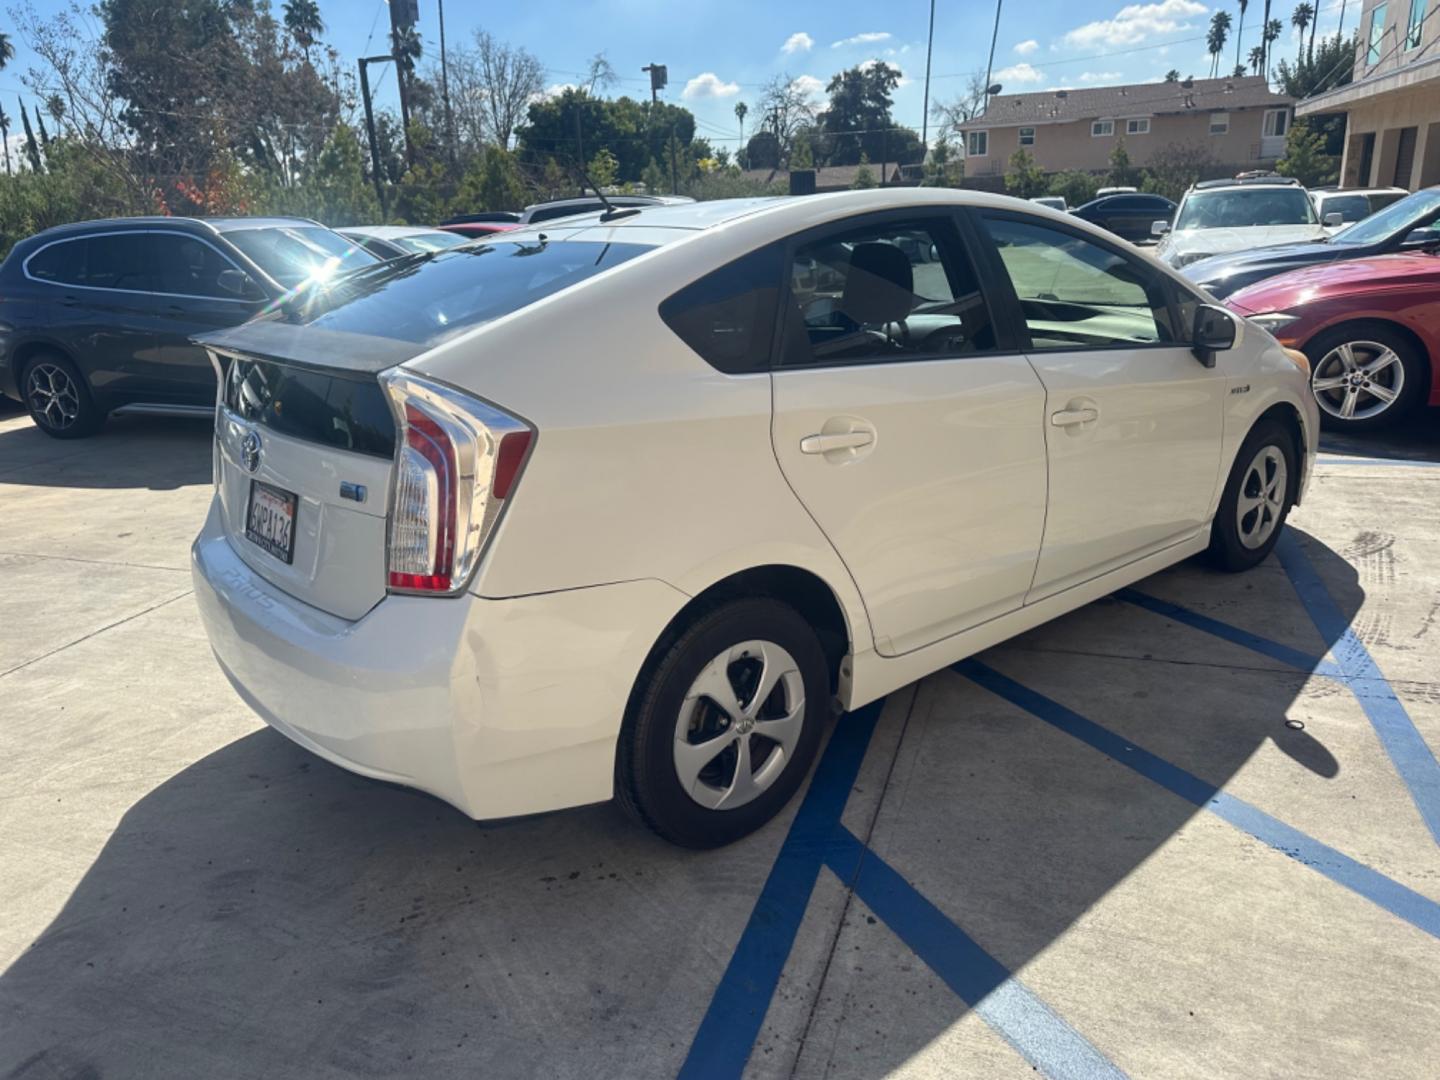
[1018,127,1035,146]
[1091,119,1115,137]
[965,130,989,157]
[1126,118,1151,135]
[1368,1,1389,64]
[1407,0,1425,47]
[1263,108,1290,138]
[1209,112,1230,135]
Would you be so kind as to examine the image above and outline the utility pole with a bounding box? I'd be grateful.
[670,122,679,195]
[641,63,667,106]
[922,0,936,148]
[438,0,454,164]
[388,0,418,166]
[983,0,1005,118]
[359,55,393,217]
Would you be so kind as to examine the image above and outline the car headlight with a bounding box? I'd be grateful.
[1173,252,1214,268]
[1247,312,1300,335]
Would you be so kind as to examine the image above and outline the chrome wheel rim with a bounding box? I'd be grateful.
[1237,444,1287,550]
[673,640,805,811]
[1311,340,1403,422]
[26,363,81,431]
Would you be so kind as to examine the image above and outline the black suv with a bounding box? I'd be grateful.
[0,216,377,437]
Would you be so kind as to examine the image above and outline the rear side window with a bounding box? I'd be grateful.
[26,238,85,284]
[82,233,152,290]
[659,244,784,374]
[270,239,652,347]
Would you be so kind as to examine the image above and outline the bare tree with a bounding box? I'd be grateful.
[928,73,990,144]
[755,73,818,172]
[476,32,544,149]
[584,52,618,96]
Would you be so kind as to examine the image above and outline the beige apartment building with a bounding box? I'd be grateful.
[960,77,1295,177]
[1296,0,1440,189]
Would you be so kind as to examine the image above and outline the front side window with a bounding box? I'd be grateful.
[1369,2,1389,63]
[966,130,988,157]
[146,234,250,299]
[1209,112,1230,135]
[1092,119,1115,137]
[1174,187,1318,229]
[782,219,995,366]
[1019,127,1036,146]
[1126,118,1151,135]
[981,215,1175,350]
[1407,0,1425,47]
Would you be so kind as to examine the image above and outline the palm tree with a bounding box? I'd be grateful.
[1291,2,1315,61]
[734,101,748,167]
[1235,0,1250,72]
[0,102,11,177]
[282,0,323,62]
[1208,11,1234,76]
[1260,0,1273,73]
[1248,44,1266,73]
[0,30,13,71]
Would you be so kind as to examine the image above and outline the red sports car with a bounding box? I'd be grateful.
[1226,251,1440,431]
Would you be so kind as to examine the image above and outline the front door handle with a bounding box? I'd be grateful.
[800,431,874,454]
[1050,407,1099,427]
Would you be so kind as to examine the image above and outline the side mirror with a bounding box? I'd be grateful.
[217,268,258,298]
[1192,304,1236,367]
[1151,220,1171,237]
[1403,226,1440,248]
[1323,211,1345,228]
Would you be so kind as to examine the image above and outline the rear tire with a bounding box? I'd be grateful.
[22,353,105,439]
[616,598,830,848]
[1206,418,1297,572]
[1303,322,1426,432]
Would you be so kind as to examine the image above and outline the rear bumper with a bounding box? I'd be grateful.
[191,499,688,819]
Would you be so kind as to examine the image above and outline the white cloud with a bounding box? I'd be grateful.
[1078,70,1124,82]
[782,31,814,54]
[1014,39,1040,55]
[790,74,826,99]
[532,83,574,103]
[832,31,892,48]
[995,62,1046,85]
[1062,0,1208,49]
[682,72,741,100]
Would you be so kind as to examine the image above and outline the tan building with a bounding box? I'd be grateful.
[1295,0,1440,189]
[960,77,1295,177]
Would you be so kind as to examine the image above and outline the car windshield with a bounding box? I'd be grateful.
[1331,187,1440,245]
[269,239,654,347]
[1174,188,1319,230]
[388,231,470,255]
[225,225,379,289]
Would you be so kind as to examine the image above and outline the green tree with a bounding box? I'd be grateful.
[1005,147,1047,198]
[1235,0,1250,71]
[819,62,922,166]
[1291,3,1314,60]
[19,100,41,173]
[921,138,963,187]
[1207,12,1233,76]
[452,146,527,213]
[1140,141,1216,200]
[1164,69,1181,82]
[1275,119,1338,186]
[851,154,876,189]
[0,29,12,70]
[517,89,698,185]
[587,146,618,189]
[0,102,10,177]
[282,0,324,61]
[734,100,748,166]
[1048,169,1100,206]
[745,129,781,169]
[641,157,666,195]
[789,135,814,169]
[1107,138,1138,188]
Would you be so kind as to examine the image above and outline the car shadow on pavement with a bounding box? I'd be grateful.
[0,531,1368,1080]
[1318,406,1440,463]
[0,413,213,490]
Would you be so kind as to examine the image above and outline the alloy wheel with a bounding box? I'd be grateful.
[1311,340,1404,423]
[1236,444,1287,551]
[26,363,82,431]
[672,640,805,811]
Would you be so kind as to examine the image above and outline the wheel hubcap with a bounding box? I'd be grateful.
[1311,340,1403,422]
[673,640,805,811]
[25,363,81,430]
[1236,444,1287,550]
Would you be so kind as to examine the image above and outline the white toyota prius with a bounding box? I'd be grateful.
[192,190,1319,847]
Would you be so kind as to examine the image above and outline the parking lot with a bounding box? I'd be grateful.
[2,399,1438,1079]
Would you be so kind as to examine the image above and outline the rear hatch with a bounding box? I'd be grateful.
[204,321,419,620]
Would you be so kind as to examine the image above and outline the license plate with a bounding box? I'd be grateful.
[245,480,298,564]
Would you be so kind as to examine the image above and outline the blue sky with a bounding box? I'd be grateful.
[1,0,1355,149]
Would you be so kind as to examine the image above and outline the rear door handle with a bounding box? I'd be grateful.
[800,431,875,454]
[1050,407,1099,427]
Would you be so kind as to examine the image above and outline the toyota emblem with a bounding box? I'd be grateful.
[240,430,262,473]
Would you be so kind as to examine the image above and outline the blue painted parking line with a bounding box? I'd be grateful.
[825,828,1130,1080]
[1317,455,1440,469]
[957,659,1440,942]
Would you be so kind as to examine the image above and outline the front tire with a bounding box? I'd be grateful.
[22,353,105,439]
[1207,418,1297,572]
[616,598,831,848]
[1304,323,1426,431]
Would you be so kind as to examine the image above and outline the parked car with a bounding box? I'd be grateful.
[1226,251,1440,431]
[1029,195,1068,213]
[1071,193,1177,243]
[1310,186,1409,234]
[191,190,1317,848]
[515,193,696,225]
[0,216,378,438]
[1154,177,1327,268]
[1183,185,1440,298]
[437,213,520,239]
[339,225,471,260]
[1094,186,1138,197]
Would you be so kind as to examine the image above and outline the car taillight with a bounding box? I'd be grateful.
[380,370,534,596]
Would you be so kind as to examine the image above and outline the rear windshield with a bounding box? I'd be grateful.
[267,239,653,347]
[1174,188,1318,230]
